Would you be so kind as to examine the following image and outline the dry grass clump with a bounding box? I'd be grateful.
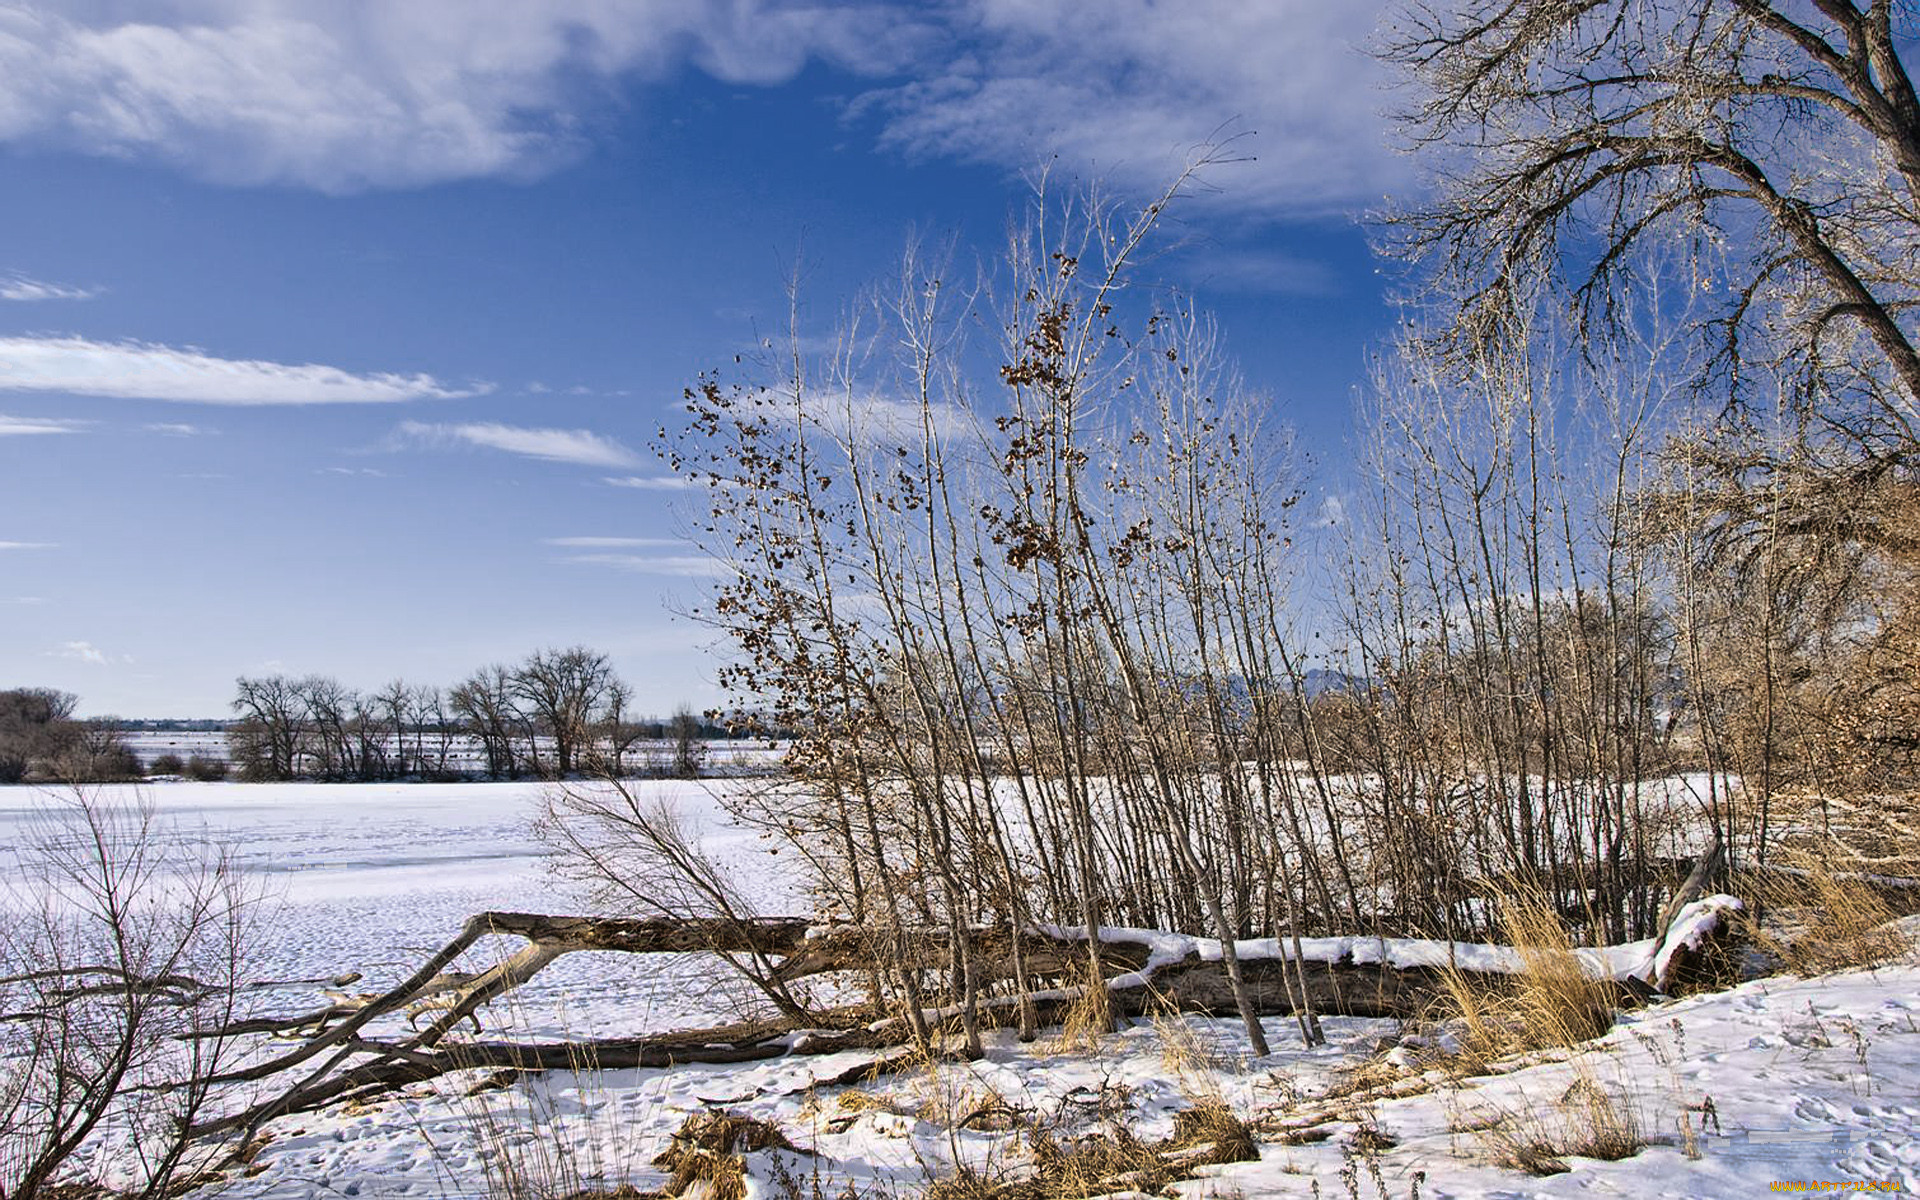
[1149,1006,1235,1099]
[1436,894,1616,1069]
[1048,965,1113,1056]
[456,1064,653,1200]
[1744,847,1916,975]
[651,1111,801,1200]
[1462,1074,1643,1176]
[918,1100,1257,1200]
[1165,1102,1259,1165]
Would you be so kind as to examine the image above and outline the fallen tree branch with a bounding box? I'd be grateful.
[191,902,1747,1142]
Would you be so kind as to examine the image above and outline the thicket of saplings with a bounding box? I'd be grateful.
[627,156,1920,1058]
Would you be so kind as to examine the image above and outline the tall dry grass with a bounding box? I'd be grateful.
[1435,894,1616,1069]
[1744,848,1916,975]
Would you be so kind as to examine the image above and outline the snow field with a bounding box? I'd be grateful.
[0,779,1912,1198]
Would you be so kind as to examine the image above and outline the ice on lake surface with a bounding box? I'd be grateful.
[0,779,800,1041]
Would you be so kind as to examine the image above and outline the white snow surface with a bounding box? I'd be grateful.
[0,780,1914,1198]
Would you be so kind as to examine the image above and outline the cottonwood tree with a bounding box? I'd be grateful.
[1381,0,1920,473]
[450,665,524,778]
[510,647,619,778]
[229,675,308,781]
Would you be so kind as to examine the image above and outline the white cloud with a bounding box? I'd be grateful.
[0,3,1397,213]
[0,3,932,192]
[771,389,967,442]
[0,541,54,550]
[1,273,98,301]
[562,552,728,578]
[544,536,685,548]
[320,466,389,477]
[4,596,48,604]
[143,421,212,436]
[1174,247,1346,297]
[1313,493,1348,529]
[862,0,1402,216]
[0,413,87,436]
[604,475,692,491]
[0,337,477,404]
[398,420,640,468]
[49,640,127,665]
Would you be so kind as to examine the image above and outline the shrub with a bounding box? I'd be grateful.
[1463,1074,1644,1176]
[0,791,259,1196]
[183,755,230,782]
[149,753,185,776]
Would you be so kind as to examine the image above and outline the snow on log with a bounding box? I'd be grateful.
[194,904,1749,1139]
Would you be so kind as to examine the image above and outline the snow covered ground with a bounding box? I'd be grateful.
[0,780,1913,1198]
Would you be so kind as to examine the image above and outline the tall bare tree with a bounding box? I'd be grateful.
[1381,0,1920,464]
[511,647,618,779]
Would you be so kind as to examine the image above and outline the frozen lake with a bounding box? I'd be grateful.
[0,779,799,1040]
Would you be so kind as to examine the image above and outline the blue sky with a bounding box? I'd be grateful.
[0,1,1404,719]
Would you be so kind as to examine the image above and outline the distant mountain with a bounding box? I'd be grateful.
[1301,668,1368,698]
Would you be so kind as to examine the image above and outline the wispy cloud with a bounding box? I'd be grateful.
[0,5,931,192]
[0,541,54,550]
[1174,246,1346,297]
[4,596,48,605]
[604,475,691,491]
[0,413,88,436]
[544,536,685,548]
[861,1,1401,216]
[48,640,128,665]
[0,4,1393,214]
[0,336,480,404]
[397,420,640,468]
[143,421,213,436]
[1,273,98,301]
[560,552,728,577]
[320,466,389,477]
[773,389,966,441]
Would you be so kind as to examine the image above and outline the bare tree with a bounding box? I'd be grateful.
[0,791,258,1197]
[1380,0,1920,462]
[450,665,523,779]
[511,647,618,779]
[667,706,706,780]
[228,676,308,782]
[298,676,361,780]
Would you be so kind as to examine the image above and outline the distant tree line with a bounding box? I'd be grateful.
[228,646,715,782]
[0,688,141,784]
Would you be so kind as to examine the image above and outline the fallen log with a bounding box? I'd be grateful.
[191,898,1746,1142]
